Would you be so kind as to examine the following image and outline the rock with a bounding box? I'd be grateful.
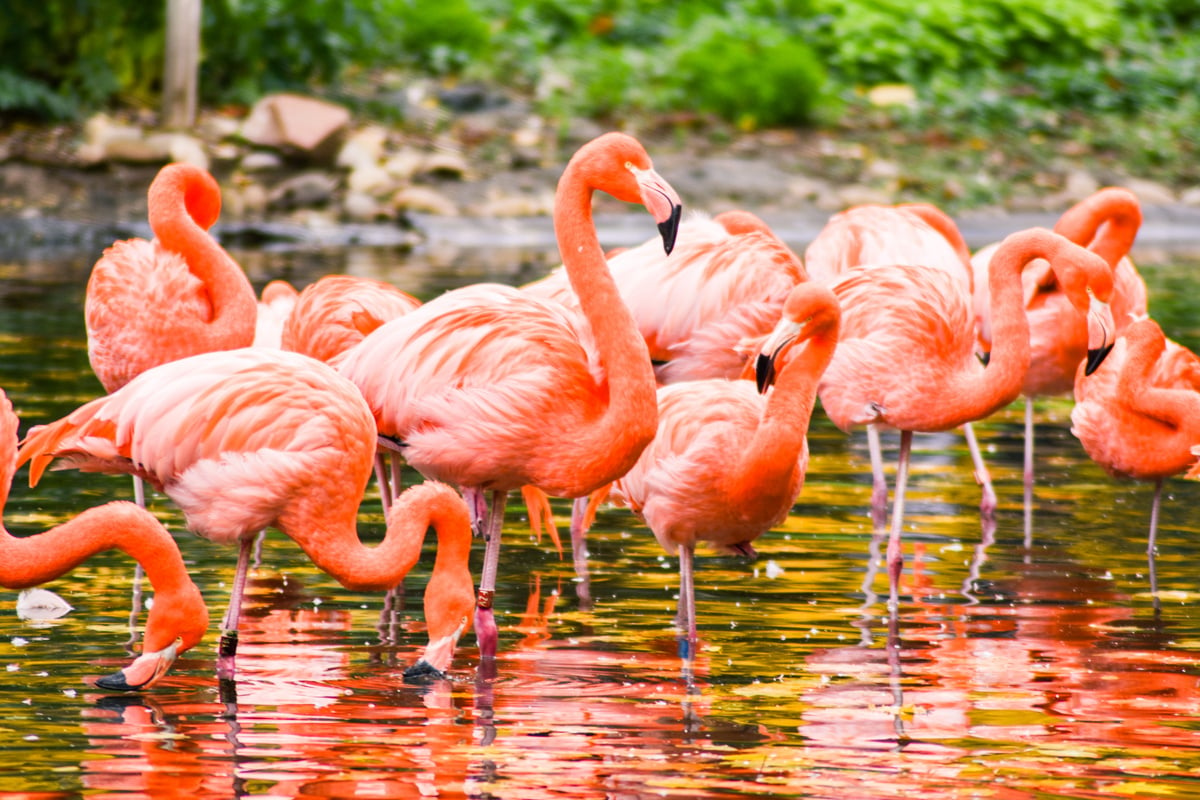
[267,172,339,209]
[420,150,471,180]
[383,148,426,182]
[470,189,554,218]
[1179,186,1200,207]
[159,133,210,171]
[347,163,396,197]
[241,93,351,159]
[1061,169,1100,202]
[240,151,285,172]
[342,191,384,221]
[336,126,389,171]
[826,184,894,210]
[392,186,460,216]
[1118,176,1176,206]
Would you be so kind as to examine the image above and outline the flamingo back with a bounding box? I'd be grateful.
[19,349,378,544]
[282,275,422,365]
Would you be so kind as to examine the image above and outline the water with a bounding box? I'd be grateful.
[2,232,1200,799]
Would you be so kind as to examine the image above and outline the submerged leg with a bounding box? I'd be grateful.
[570,495,593,607]
[126,475,147,649]
[217,534,258,680]
[474,490,508,660]
[677,544,698,659]
[887,430,914,610]
[1024,397,1036,549]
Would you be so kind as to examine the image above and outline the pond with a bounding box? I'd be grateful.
[1,220,1200,799]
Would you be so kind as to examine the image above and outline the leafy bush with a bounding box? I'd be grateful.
[665,17,830,128]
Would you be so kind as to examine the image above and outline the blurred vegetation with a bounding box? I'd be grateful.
[0,0,1197,193]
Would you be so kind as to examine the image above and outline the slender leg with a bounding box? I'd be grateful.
[961,422,996,520]
[463,487,490,537]
[1024,397,1035,549]
[389,452,403,504]
[126,475,147,649]
[1149,480,1163,611]
[474,490,508,660]
[218,535,257,680]
[570,496,592,607]
[678,544,697,658]
[867,424,888,533]
[374,453,393,518]
[887,431,913,610]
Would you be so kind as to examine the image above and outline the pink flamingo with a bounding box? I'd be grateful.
[522,208,805,580]
[18,348,476,685]
[335,132,683,659]
[0,387,208,690]
[607,282,840,652]
[1071,317,1200,558]
[803,202,996,529]
[972,188,1148,536]
[816,229,1115,606]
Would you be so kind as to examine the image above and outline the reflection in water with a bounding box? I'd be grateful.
[2,245,1200,798]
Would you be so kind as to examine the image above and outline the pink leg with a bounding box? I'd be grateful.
[374,453,393,518]
[569,496,592,606]
[127,475,147,650]
[474,490,508,660]
[887,431,913,610]
[463,487,490,537]
[678,544,698,658]
[1023,398,1035,549]
[218,534,257,679]
[961,422,996,520]
[867,424,888,533]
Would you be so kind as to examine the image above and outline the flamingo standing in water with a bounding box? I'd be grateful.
[605,283,840,652]
[18,348,476,686]
[335,132,683,659]
[1071,317,1200,561]
[972,188,1147,536]
[522,208,805,583]
[0,388,208,690]
[83,163,258,604]
[803,202,997,530]
[816,229,1115,607]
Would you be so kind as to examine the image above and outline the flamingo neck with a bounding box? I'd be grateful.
[551,160,658,481]
[1121,329,1200,449]
[281,483,472,594]
[1054,191,1140,269]
[732,330,836,507]
[148,168,256,332]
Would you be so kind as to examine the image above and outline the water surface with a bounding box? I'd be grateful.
[1,235,1199,799]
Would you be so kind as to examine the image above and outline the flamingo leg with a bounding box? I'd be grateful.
[677,543,698,659]
[867,424,888,533]
[1023,397,1035,549]
[569,495,592,607]
[887,430,914,610]
[126,475,148,650]
[1148,478,1164,557]
[474,489,508,660]
[217,534,257,679]
[961,422,996,520]
[374,453,393,518]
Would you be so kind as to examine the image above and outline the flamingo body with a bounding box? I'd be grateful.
[282,274,422,365]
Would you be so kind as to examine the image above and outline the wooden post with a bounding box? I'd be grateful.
[162,0,201,129]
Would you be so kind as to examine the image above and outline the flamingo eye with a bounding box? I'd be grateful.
[624,161,633,171]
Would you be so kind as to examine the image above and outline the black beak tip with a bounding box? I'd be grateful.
[658,204,682,255]
[977,350,991,367]
[755,353,775,394]
[403,659,447,685]
[94,670,141,692]
[1085,343,1114,376]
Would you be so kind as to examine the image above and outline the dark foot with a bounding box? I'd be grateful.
[403,659,447,684]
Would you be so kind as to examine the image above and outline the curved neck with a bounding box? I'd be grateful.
[280,483,472,594]
[1122,331,1200,435]
[551,159,658,474]
[730,330,836,506]
[1053,190,1140,269]
[148,169,257,330]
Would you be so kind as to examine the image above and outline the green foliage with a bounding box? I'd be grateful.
[666,18,830,128]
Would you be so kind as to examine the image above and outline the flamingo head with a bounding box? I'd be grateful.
[756,283,842,393]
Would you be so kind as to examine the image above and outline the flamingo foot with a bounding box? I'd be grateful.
[979,484,998,519]
[403,659,447,684]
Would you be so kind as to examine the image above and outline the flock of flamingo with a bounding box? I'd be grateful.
[2,131,1198,691]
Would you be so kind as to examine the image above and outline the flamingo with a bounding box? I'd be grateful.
[253,279,300,348]
[816,228,1115,607]
[801,202,998,529]
[335,132,683,659]
[605,282,840,652]
[17,348,476,686]
[1070,317,1200,560]
[522,208,805,583]
[83,162,257,607]
[971,187,1148,536]
[0,387,208,690]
